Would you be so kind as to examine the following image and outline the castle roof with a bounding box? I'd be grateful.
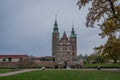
[60,31,69,41]
[0,55,28,59]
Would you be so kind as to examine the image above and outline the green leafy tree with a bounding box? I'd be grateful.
[77,0,120,63]
[87,53,106,63]
[102,37,120,63]
[94,37,120,63]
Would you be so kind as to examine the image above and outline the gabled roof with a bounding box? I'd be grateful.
[0,55,28,59]
[60,31,68,41]
[58,31,71,46]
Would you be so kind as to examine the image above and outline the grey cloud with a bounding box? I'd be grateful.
[0,0,106,56]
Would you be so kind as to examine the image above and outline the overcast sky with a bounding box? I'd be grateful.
[0,0,108,57]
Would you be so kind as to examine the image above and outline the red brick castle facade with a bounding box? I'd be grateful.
[52,19,81,68]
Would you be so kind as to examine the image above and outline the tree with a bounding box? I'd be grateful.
[94,37,120,63]
[99,5,120,38]
[77,0,120,63]
[83,54,90,63]
[87,53,106,63]
[77,0,120,27]
[102,37,120,63]
[77,0,120,37]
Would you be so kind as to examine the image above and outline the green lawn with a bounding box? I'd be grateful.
[84,63,120,68]
[0,70,119,80]
[0,69,13,74]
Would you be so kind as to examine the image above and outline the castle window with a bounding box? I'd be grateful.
[67,47,70,51]
[59,46,63,51]
[72,53,75,56]
[67,43,70,45]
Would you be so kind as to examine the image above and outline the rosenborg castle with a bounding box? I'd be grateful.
[52,19,82,68]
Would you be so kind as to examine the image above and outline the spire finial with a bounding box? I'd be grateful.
[72,22,74,28]
[70,24,76,38]
[55,14,57,21]
[53,14,58,33]
[71,23,75,34]
[54,14,57,25]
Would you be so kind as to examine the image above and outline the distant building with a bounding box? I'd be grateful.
[0,55,28,62]
[0,55,29,68]
[52,18,82,68]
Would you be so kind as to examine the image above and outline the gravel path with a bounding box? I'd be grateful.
[0,69,41,77]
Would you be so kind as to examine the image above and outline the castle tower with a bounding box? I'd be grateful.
[52,17,59,57]
[51,18,79,68]
[70,26,77,57]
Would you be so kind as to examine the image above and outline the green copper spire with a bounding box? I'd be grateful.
[53,15,58,33]
[71,27,75,34]
[70,25,76,38]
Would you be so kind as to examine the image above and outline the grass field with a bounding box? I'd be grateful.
[84,63,120,68]
[0,70,119,80]
[0,69,13,74]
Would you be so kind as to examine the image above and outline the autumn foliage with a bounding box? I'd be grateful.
[77,0,120,63]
